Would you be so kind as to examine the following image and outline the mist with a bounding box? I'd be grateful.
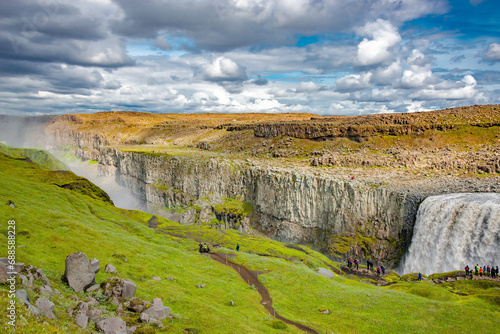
[0,115,147,212]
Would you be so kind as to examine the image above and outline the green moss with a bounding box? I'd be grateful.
[214,197,253,217]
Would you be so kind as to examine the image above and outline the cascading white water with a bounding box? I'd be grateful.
[402,193,500,275]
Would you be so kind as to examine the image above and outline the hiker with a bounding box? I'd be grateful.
[418,272,422,281]
[367,260,371,270]
[465,265,469,276]
[236,244,240,251]
[475,264,479,275]
[376,267,381,276]
[355,259,359,270]
[487,266,491,277]
[381,265,385,275]
[199,242,203,253]
[483,266,487,276]
[496,266,499,278]
[479,266,483,277]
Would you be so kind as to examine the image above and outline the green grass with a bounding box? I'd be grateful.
[0,143,68,171]
[1,146,499,333]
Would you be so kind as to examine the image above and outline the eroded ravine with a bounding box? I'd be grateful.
[209,252,320,334]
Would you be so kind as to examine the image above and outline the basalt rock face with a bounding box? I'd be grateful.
[46,132,420,266]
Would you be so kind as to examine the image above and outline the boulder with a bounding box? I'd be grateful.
[75,313,88,328]
[15,289,39,315]
[86,297,99,306]
[34,268,50,286]
[90,258,100,274]
[62,252,95,292]
[124,299,150,313]
[39,285,53,298]
[74,301,90,318]
[35,297,56,319]
[139,313,163,327]
[101,278,137,300]
[141,298,170,320]
[105,264,117,274]
[152,276,161,281]
[95,317,127,334]
[89,308,103,322]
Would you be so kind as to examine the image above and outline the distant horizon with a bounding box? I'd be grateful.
[2,103,500,118]
[1,0,499,116]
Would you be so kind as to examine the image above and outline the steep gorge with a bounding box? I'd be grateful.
[41,130,443,267]
[2,107,499,268]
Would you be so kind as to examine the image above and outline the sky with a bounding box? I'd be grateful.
[0,0,499,116]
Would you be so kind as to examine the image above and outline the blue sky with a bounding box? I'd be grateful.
[0,0,499,115]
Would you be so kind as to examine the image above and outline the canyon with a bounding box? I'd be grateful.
[1,104,499,267]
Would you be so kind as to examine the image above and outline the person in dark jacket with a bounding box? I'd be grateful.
[236,244,240,251]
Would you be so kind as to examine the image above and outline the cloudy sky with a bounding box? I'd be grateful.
[1,0,499,115]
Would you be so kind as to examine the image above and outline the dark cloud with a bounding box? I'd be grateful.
[252,77,269,86]
[109,0,448,51]
[0,0,133,68]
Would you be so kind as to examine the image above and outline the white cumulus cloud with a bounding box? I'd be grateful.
[355,19,401,66]
[199,57,248,81]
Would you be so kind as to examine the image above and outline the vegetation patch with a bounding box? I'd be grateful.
[214,197,253,217]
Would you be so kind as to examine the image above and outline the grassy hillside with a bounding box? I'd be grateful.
[0,147,499,333]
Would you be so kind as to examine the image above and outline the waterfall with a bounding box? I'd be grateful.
[402,193,500,275]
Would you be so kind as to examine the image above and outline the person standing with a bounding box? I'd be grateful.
[465,265,469,276]
[236,244,240,251]
[355,259,359,270]
[418,272,422,281]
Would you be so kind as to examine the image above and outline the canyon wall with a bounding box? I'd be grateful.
[45,130,423,266]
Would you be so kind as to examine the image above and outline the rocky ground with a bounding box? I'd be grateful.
[36,104,500,193]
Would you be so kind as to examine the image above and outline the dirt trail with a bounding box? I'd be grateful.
[209,252,319,334]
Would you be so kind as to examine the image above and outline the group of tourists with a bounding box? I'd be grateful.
[346,258,359,269]
[346,258,386,276]
[465,264,499,278]
[199,242,211,253]
[376,264,386,276]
